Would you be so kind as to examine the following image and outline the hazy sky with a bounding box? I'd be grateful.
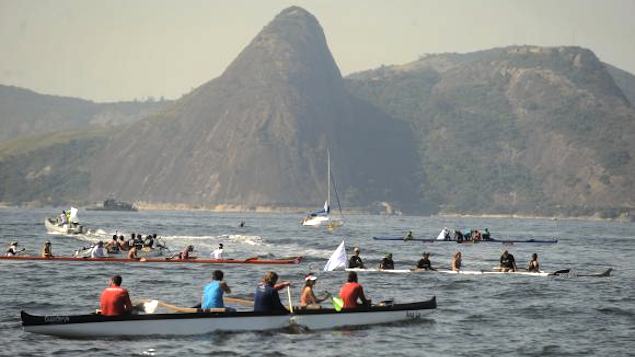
[1,0,634,102]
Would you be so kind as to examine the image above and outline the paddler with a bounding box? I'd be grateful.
[378,253,394,270]
[253,271,290,313]
[90,241,109,258]
[201,270,232,310]
[6,241,24,256]
[451,251,462,271]
[210,243,224,259]
[415,252,435,271]
[99,275,133,316]
[499,250,517,272]
[299,273,329,309]
[339,271,371,309]
[404,231,414,241]
[348,247,365,269]
[41,240,54,258]
[105,235,120,253]
[127,245,139,260]
[117,235,129,251]
[527,253,540,272]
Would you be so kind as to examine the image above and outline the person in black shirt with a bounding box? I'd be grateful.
[415,252,435,271]
[348,247,364,269]
[379,253,395,270]
[482,228,491,240]
[499,250,517,272]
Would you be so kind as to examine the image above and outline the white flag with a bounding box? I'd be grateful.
[436,227,448,240]
[323,240,347,271]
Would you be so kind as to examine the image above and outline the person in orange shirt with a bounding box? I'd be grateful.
[99,275,133,316]
[339,271,370,309]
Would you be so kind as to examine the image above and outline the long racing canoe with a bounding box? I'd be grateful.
[1,255,302,265]
[345,268,574,277]
[21,297,436,337]
[372,237,558,244]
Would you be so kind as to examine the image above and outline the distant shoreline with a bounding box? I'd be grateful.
[1,201,632,222]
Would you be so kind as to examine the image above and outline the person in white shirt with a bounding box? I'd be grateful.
[91,241,109,258]
[210,243,224,259]
[6,241,23,256]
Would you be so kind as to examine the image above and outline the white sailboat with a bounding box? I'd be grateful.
[302,150,343,228]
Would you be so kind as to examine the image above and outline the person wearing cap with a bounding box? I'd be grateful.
[379,253,395,270]
[210,243,224,260]
[6,241,24,256]
[348,247,364,269]
[415,252,435,271]
[90,241,109,258]
[99,275,133,316]
[41,241,54,258]
[299,273,329,309]
[201,270,232,310]
[339,271,371,309]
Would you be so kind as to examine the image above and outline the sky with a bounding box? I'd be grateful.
[1,0,634,102]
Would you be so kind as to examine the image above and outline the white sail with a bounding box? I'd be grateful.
[324,241,347,271]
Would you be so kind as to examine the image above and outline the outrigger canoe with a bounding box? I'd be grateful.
[372,237,558,244]
[21,297,436,337]
[0,255,302,265]
[345,268,567,276]
[345,268,612,277]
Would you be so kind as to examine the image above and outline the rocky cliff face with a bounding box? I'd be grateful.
[89,7,421,210]
[347,46,635,217]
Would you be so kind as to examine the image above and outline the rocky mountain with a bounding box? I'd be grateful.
[606,63,635,106]
[346,46,635,218]
[89,7,421,210]
[0,84,170,144]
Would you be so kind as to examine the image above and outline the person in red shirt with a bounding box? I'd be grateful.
[339,271,371,309]
[99,275,133,316]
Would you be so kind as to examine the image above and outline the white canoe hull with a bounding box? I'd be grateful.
[22,299,436,337]
[302,215,330,226]
[346,268,554,277]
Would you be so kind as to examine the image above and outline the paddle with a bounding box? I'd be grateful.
[224,296,254,306]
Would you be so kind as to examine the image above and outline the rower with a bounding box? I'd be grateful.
[143,235,154,248]
[201,270,232,310]
[299,273,329,309]
[339,271,370,309]
[210,243,224,259]
[415,252,434,270]
[127,245,139,260]
[527,253,540,272]
[239,221,245,228]
[173,245,194,260]
[41,241,54,258]
[105,235,120,253]
[253,271,290,313]
[90,241,109,258]
[348,247,364,269]
[6,241,24,256]
[379,253,394,270]
[451,251,462,271]
[404,231,414,241]
[499,250,517,272]
[117,235,129,251]
[99,275,133,316]
[127,234,136,250]
[482,228,491,240]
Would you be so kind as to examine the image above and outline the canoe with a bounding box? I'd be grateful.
[21,297,436,337]
[345,268,571,277]
[0,255,302,265]
[372,237,558,244]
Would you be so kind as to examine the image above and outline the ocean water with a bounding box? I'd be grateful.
[1,207,634,356]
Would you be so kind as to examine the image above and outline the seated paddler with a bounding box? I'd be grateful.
[253,271,290,313]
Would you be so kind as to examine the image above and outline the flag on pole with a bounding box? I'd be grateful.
[323,240,347,271]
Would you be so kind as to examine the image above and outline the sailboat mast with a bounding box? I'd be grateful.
[327,149,331,206]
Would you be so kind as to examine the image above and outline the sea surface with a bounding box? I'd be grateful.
[1,208,634,356]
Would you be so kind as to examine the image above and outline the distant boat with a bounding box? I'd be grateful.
[86,198,138,212]
[302,149,343,228]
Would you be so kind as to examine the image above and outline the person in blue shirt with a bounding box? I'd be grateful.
[253,271,290,313]
[201,270,232,310]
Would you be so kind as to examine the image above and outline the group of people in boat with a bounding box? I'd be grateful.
[404,228,493,241]
[347,247,541,273]
[98,270,372,316]
[5,240,53,258]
